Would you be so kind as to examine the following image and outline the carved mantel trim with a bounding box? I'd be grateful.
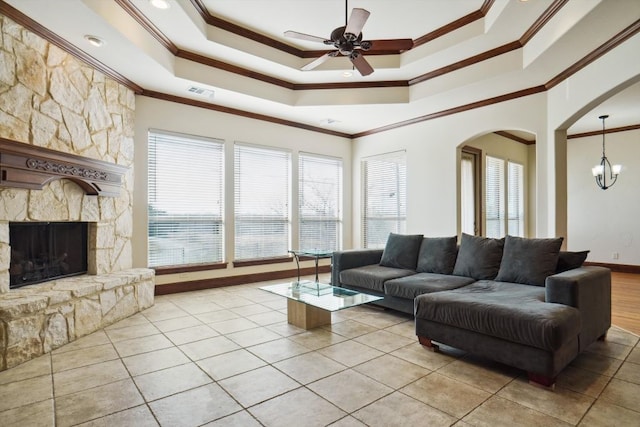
[0,138,128,197]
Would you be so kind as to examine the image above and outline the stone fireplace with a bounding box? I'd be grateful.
[0,14,154,371]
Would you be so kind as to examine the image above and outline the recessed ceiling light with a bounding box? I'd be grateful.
[84,35,105,47]
[342,71,353,78]
[149,0,170,9]
[320,118,340,125]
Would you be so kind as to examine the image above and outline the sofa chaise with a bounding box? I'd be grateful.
[331,233,611,387]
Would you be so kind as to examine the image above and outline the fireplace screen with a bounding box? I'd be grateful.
[9,222,88,289]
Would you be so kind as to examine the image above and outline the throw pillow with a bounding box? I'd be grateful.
[555,250,590,273]
[379,233,424,270]
[495,235,564,286]
[416,236,458,274]
[452,233,505,280]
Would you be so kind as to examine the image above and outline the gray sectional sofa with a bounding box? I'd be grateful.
[331,233,611,387]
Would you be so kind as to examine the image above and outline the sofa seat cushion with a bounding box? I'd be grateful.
[414,281,581,351]
[384,273,475,300]
[340,265,415,293]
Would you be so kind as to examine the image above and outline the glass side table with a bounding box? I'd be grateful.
[288,249,333,283]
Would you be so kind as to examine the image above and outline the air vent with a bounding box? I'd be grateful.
[187,86,214,99]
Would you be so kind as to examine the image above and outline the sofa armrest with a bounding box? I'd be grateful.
[331,249,383,286]
[545,266,611,350]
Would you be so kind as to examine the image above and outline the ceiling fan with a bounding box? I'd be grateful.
[284,4,413,76]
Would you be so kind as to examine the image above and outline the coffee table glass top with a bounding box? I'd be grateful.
[260,280,382,312]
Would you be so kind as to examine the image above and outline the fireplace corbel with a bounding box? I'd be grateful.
[0,137,127,197]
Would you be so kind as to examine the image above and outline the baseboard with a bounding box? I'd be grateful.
[584,262,640,274]
[154,265,332,295]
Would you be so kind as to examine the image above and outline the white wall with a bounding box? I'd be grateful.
[567,128,640,265]
[133,96,351,286]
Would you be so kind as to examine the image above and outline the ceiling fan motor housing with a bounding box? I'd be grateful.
[331,26,364,55]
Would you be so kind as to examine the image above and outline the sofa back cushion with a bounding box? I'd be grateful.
[379,233,423,270]
[416,236,458,274]
[495,235,564,286]
[555,250,590,273]
[452,234,505,280]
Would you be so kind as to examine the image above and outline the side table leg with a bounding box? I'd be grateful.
[287,299,331,329]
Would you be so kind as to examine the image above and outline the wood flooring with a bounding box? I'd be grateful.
[611,272,640,335]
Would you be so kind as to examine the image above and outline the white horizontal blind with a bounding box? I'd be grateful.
[485,155,505,238]
[508,161,525,236]
[362,151,407,248]
[234,143,291,260]
[299,153,343,251]
[147,130,224,267]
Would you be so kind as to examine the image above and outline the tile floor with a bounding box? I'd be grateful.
[1,275,639,426]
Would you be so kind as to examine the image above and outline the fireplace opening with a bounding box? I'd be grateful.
[9,222,88,289]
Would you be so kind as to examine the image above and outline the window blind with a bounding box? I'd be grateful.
[147,130,224,267]
[485,156,505,238]
[460,153,475,235]
[507,161,525,237]
[362,151,407,248]
[299,153,343,251]
[234,143,291,260]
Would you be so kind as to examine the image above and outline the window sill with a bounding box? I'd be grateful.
[154,262,228,275]
[232,256,294,268]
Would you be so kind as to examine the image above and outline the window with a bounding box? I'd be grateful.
[485,156,524,238]
[460,147,481,236]
[234,143,291,260]
[362,151,407,248]
[299,153,343,251]
[148,130,224,267]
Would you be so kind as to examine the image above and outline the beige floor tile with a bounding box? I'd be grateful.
[149,383,241,427]
[627,346,640,364]
[134,362,212,401]
[497,377,594,424]
[123,347,191,376]
[104,313,151,330]
[401,372,491,418]
[352,311,410,329]
[556,365,612,398]
[383,320,417,339]
[437,356,518,393]
[569,351,623,377]
[0,374,52,412]
[230,303,273,317]
[354,329,414,353]
[260,298,287,310]
[226,326,282,347]
[51,343,119,373]
[246,310,287,326]
[265,321,307,337]
[246,337,310,363]
[164,324,220,345]
[0,353,51,385]
[213,295,255,309]
[202,410,262,426]
[586,340,633,361]
[605,326,640,347]
[322,319,378,338]
[391,342,457,371]
[328,416,368,427]
[274,352,345,384]
[197,349,266,380]
[53,359,129,396]
[152,315,203,333]
[51,330,110,354]
[195,309,240,324]
[319,340,384,367]
[173,301,224,315]
[614,361,640,384]
[142,302,189,322]
[113,333,174,357]
[308,369,393,412]
[219,365,300,407]
[179,336,240,361]
[463,395,571,427]
[599,377,640,412]
[75,405,158,427]
[354,354,430,389]
[353,391,456,427]
[288,328,348,350]
[209,317,259,334]
[578,400,640,426]
[105,322,160,343]
[55,378,143,427]
[250,387,346,426]
[0,398,54,427]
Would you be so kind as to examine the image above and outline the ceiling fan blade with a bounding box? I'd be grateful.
[344,8,370,40]
[301,51,338,71]
[350,51,374,76]
[369,39,414,52]
[284,30,329,44]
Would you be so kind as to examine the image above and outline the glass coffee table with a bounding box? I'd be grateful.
[260,280,383,330]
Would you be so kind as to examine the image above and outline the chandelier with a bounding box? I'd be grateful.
[591,114,621,190]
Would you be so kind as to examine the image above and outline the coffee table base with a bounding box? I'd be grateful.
[287,299,331,330]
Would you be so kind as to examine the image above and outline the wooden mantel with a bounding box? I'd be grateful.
[0,137,128,197]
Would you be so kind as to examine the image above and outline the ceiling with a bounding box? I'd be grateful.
[4,0,640,138]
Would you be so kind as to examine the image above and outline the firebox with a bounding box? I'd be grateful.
[9,222,88,289]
